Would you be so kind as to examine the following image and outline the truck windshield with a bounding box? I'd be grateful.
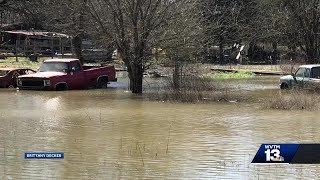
[39,62,68,73]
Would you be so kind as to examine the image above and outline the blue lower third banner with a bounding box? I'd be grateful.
[251,144,320,164]
[25,152,64,159]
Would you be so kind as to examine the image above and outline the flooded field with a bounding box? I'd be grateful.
[1,74,320,179]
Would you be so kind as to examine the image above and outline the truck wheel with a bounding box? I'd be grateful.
[97,78,108,89]
[56,84,68,91]
[7,85,15,89]
[280,83,289,89]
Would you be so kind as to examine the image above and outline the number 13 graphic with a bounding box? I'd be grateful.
[265,149,281,161]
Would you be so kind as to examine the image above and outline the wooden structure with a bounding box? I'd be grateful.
[0,30,72,58]
[0,30,72,60]
[0,30,113,63]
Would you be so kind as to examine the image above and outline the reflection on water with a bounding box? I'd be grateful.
[0,76,320,179]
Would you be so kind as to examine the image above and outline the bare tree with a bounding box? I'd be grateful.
[0,0,46,29]
[38,0,90,64]
[156,1,202,89]
[200,0,260,64]
[0,0,93,64]
[278,0,320,64]
[88,0,197,93]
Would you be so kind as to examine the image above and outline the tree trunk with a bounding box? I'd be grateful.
[131,65,143,94]
[219,38,224,64]
[173,60,180,90]
[72,34,83,64]
[127,61,143,94]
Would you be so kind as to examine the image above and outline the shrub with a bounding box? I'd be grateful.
[152,76,219,103]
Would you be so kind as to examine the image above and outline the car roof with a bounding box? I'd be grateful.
[44,58,79,63]
[0,67,31,71]
[300,64,320,68]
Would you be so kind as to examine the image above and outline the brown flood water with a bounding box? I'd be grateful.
[1,74,320,179]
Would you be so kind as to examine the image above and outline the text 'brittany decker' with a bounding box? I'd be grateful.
[26,153,62,158]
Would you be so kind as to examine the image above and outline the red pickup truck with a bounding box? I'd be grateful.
[17,58,117,90]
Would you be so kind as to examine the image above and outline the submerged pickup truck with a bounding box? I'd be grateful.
[280,64,320,89]
[17,58,117,90]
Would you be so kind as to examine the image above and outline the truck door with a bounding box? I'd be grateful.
[68,61,86,89]
[292,67,305,88]
[302,68,310,88]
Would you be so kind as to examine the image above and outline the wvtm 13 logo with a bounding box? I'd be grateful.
[251,144,299,164]
[264,145,284,162]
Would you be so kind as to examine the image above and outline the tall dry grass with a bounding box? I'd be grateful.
[147,75,253,103]
[148,76,218,103]
[265,90,320,110]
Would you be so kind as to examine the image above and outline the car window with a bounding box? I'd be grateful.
[26,70,35,74]
[17,70,24,75]
[311,67,320,78]
[39,62,68,72]
[11,70,20,78]
[0,70,8,76]
[295,68,305,77]
[69,61,81,72]
[19,69,28,75]
[304,68,310,78]
[19,70,32,75]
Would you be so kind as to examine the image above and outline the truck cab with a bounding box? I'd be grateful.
[280,65,320,89]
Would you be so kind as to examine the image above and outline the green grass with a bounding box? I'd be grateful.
[204,71,255,80]
[0,57,47,70]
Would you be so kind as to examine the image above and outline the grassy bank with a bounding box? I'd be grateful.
[204,71,255,80]
[211,64,300,74]
[0,57,45,70]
